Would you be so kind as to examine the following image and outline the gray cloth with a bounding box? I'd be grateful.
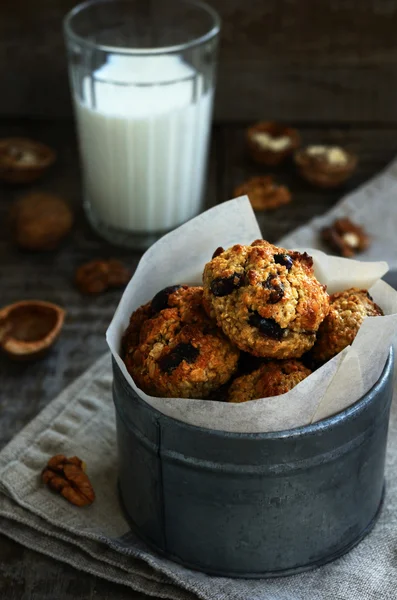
[0,354,397,599]
[2,160,397,599]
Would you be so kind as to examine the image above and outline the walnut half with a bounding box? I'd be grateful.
[295,145,357,188]
[321,218,370,257]
[42,455,95,507]
[246,121,300,166]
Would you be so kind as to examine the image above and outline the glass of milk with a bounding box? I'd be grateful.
[64,0,220,249]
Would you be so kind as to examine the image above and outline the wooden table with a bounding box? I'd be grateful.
[0,119,396,599]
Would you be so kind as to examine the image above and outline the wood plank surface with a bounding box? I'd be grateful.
[2,0,397,121]
[0,119,396,598]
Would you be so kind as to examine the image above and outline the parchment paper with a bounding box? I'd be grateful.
[107,197,397,433]
[278,156,397,270]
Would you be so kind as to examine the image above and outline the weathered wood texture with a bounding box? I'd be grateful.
[2,0,397,121]
[0,118,396,598]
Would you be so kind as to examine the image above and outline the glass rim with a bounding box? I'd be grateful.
[63,0,221,55]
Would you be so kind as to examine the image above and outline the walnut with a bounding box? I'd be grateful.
[42,455,95,507]
[246,122,300,166]
[75,259,131,294]
[10,192,73,251]
[0,137,56,184]
[0,300,65,361]
[294,145,357,188]
[234,176,292,211]
[321,218,370,257]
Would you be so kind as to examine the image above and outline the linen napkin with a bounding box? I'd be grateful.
[2,158,397,599]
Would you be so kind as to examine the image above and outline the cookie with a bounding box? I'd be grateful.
[228,359,311,403]
[310,287,383,364]
[121,285,198,355]
[203,240,329,359]
[234,176,291,211]
[123,286,239,398]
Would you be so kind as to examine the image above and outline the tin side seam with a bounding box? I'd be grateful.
[156,417,168,554]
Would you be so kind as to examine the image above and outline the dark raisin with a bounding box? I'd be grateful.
[151,285,182,313]
[210,273,244,297]
[269,284,284,304]
[248,311,285,340]
[158,342,199,373]
[212,246,224,258]
[262,274,284,303]
[274,254,293,270]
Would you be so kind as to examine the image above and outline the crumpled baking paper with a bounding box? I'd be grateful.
[107,197,397,433]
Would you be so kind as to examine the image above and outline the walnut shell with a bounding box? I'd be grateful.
[246,122,300,166]
[10,192,73,251]
[0,300,65,360]
[0,138,56,184]
[294,146,357,188]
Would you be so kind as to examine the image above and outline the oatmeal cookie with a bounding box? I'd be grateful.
[310,288,383,364]
[121,285,198,355]
[234,176,291,211]
[203,240,329,359]
[228,359,311,403]
[123,286,239,398]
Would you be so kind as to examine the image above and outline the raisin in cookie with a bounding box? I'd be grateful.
[203,240,329,359]
[310,288,383,364]
[123,286,239,398]
[228,359,311,403]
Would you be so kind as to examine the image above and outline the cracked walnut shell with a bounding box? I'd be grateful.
[75,259,131,294]
[294,145,357,188]
[10,192,73,251]
[247,121,300,166]
[0,137,56,184]
[0,300,65,360]
[321,218,370,258]
[234,176,291,211]
[42,455,95,507]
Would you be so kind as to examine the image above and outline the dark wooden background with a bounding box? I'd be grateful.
[1,1,397,599]
[2,0,397,123]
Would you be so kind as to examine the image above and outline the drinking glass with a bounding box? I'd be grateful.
[64,0,220,249]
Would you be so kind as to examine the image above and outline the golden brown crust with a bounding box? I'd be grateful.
[203,240,329,359]
[246,122,300,166]
[310,288,383,364]
[234,176,292,211]
[121,301,153,356]
[294,146,357,188]
[124,287,239,398]
[228,360,311,403]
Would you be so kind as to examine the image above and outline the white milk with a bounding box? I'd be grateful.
[74,55,213,233]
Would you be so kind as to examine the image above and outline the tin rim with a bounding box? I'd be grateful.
[113,347,393,440]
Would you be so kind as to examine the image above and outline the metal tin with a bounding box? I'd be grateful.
[113,349,394,578]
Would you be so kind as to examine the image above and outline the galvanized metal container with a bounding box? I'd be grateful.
[113,349,394,578]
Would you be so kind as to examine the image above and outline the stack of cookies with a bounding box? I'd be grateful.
[122,240,383,402]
